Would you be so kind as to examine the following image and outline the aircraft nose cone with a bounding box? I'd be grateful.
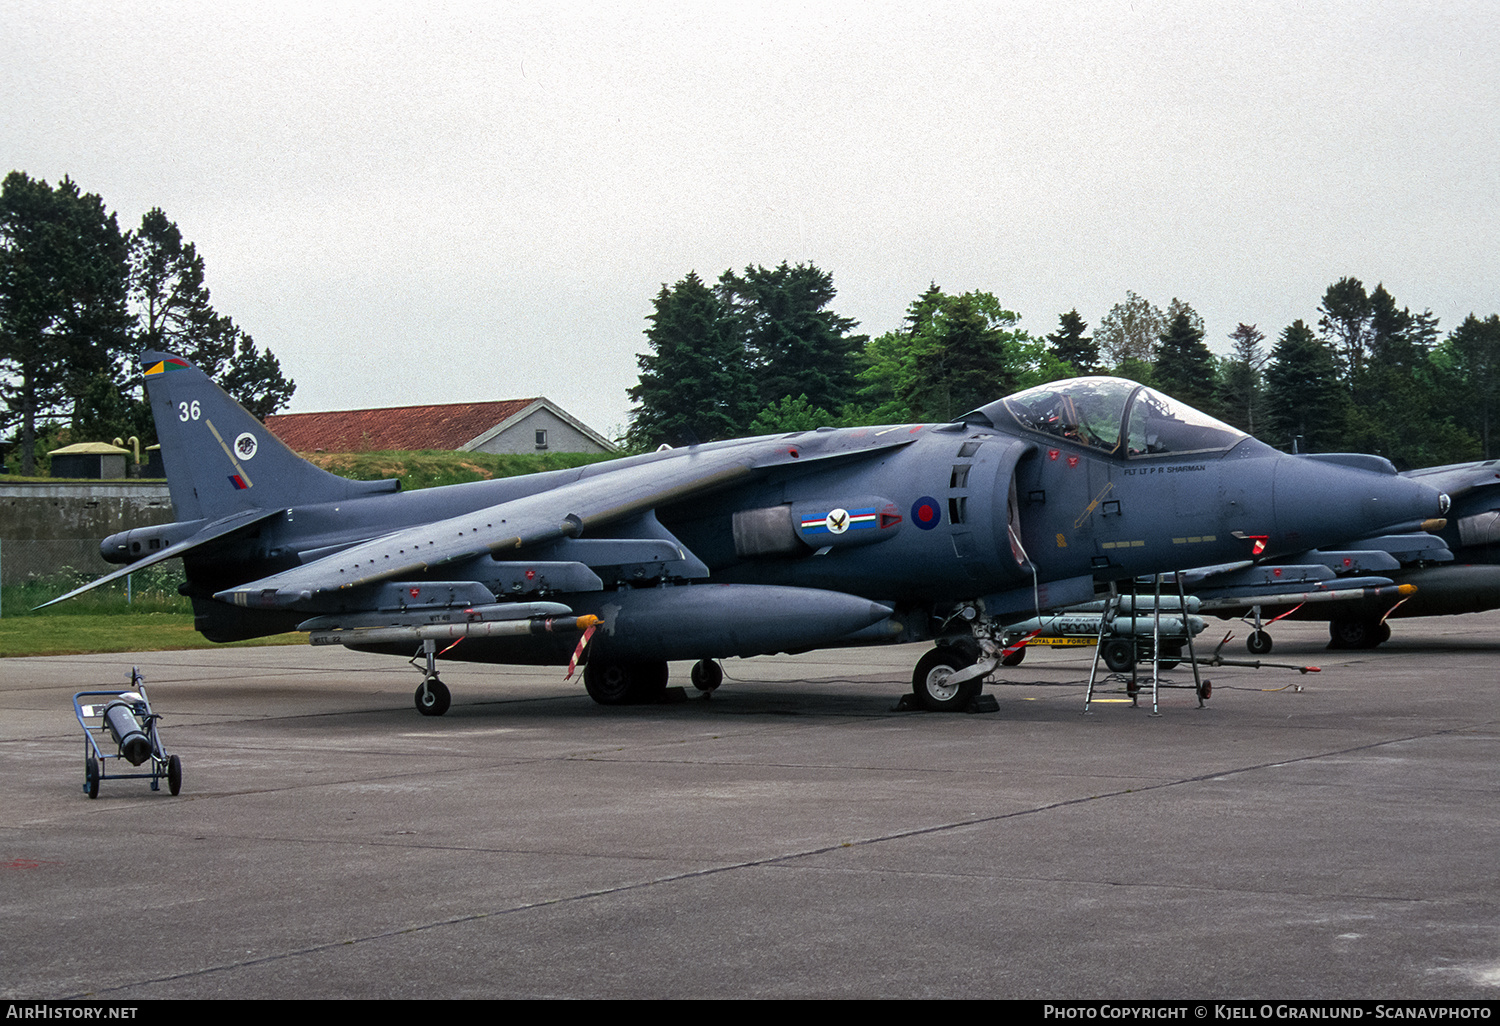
[1272,457,1445,552]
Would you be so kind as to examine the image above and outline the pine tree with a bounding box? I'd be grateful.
[1152,304,1215,411]
[1318,276,1372,389]
[717,262,864,416]
[0,172,131,473]
[1441,314,1500,458]
[130,208,231,370]
[1219,323,1266,434]
[1047,309,1098,374]
[626,272,752,448]
[1263,320,1345,452]
[857,286,1034,424]
[128,207,295,423]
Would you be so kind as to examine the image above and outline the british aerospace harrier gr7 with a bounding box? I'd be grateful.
[50,353,1447,715]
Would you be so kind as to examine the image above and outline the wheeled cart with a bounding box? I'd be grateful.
[73,668,181,799]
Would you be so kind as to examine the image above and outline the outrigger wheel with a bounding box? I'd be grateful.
[415,677,452,717]
[1246,630,1273,656]
[690,659,723,694]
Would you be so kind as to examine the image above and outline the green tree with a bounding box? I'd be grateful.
[218,330,296,421]
[1096,291,1164,370]
[1335,283,1473,468]
[0,172,131,473]
[717,262,865,415]
[68,368,145,447]
[131,208,227,367]
[854,321,921,423]
[748,394,841,434]
[1263,320,1346,452]
[1047,309,1098,375]
[857,286,1038,424]
[1218,323,1266,435]
[626,271,753,448]
[1317,276,1372,390]
[128,207,294,425]
[1152,302,1215,411]
[1438,314,1500,458]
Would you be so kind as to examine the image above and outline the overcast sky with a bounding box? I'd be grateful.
[5,1,1497,434]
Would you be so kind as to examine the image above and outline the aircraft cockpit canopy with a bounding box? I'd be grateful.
[995,377,1248,458]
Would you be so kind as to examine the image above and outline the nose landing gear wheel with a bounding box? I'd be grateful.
[415,677,451,716]
[912,647,981,712]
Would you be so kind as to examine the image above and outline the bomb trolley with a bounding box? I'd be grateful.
[73,668,181,799]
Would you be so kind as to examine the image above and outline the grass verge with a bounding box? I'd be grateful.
[0,612,303,657]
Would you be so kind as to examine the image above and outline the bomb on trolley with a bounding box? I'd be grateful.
[73,668,181,799]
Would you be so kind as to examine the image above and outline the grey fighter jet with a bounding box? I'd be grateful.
[52,354,1447,714]
[1203,458,1500,651]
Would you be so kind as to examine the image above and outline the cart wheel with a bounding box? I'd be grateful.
[85,756,100,799]
[168,754,182,796]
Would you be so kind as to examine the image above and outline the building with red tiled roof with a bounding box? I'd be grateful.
[264,398,615,455]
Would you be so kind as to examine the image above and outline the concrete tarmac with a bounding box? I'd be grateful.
[2,614,1498,999]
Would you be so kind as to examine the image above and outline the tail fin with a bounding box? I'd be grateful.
[142,351,398,520]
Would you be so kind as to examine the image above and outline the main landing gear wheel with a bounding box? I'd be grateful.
[912,647,981,712]
[1329,617,1382,650]
[583,660,670,706]
[167,754,183,796]
[690,659,723,694]
[85,755,99,799]
[414,677,451,717]
[1101,638,1135,672]
[1247,630,1273,656]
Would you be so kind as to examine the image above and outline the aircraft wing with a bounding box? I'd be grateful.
[1402,460,1500,502]
[215,430,919,611]
[35,507,286,609]
[1402,461,1500,551]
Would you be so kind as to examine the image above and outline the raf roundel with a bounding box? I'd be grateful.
[235,432,259,460]
[911,495,942,530]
